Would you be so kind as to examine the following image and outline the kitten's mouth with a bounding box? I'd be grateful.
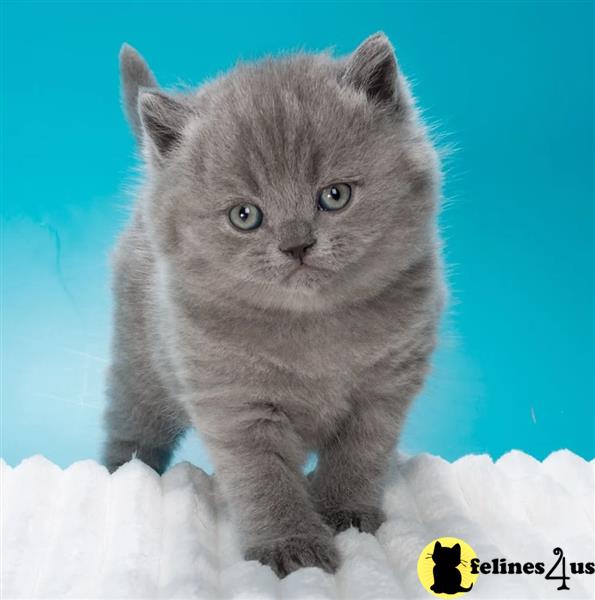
[282,262,329,285]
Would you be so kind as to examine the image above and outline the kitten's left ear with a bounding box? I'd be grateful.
[341,32,398,106]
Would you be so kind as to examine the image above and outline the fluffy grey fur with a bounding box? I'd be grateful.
[103,34,444,578]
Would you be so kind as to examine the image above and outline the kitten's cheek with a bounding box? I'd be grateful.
[156,215,181,256]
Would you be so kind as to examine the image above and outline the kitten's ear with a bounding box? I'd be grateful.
[341,32,398,106]
[138,91,191,159]
[453,544,461,557]
[434,541,442,551]
[119,44,158,142]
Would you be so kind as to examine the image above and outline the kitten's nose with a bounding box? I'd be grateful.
[279,239,316,262]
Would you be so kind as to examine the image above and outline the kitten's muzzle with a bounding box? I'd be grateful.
[279,238,317,263]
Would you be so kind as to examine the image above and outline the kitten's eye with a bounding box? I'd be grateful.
[228,203,263,231]
[318,183,352,211]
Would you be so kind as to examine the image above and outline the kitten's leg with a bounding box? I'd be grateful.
[309,403,395,534]
[102,361,188,474]
[102,232,188,474]
[199,400,339,578]
[310,354,429,534]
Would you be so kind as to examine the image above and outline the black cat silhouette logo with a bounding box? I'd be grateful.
[418,537,480,597]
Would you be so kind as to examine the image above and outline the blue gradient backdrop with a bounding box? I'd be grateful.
[2,1,594,469]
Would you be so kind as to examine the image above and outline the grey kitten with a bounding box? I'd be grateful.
[103,33,444,578]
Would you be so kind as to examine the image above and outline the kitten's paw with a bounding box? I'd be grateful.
[245,534,339,578]
[320,505,385,534]
[103,439,172,474]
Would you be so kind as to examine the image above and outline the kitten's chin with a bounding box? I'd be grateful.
[275,287,335,313]
[252,270,339,313]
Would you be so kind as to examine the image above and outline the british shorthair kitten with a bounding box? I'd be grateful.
[103,33,444,577]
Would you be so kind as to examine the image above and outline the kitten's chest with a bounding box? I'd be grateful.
[253,309,394,379]
[249,313,396,442]
[184,303,401,444]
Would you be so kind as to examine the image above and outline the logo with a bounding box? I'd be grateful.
[418,539,595,596]
[417,537,479,597]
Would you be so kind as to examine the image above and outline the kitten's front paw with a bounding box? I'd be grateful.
[245,534,339,578]
[320,505,385,534]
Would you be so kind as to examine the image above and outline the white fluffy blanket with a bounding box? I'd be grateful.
[1,451,593,599]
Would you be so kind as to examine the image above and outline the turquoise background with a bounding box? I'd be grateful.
[2,1,594,469]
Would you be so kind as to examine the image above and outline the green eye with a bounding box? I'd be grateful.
[318,183,352,211]
[228,203,263,231]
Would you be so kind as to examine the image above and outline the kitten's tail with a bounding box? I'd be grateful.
[119,44,159,143]
[459,583,474,592]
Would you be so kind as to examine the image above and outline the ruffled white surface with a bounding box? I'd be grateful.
[1,451,593,599]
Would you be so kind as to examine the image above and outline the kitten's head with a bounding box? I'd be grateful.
[121,34,440,312]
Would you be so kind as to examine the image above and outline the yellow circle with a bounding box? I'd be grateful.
[417,537,479,598]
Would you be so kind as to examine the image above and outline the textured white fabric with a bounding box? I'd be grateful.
[1,451,593,599]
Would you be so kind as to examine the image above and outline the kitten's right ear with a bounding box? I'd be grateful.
[119,44,158,142]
